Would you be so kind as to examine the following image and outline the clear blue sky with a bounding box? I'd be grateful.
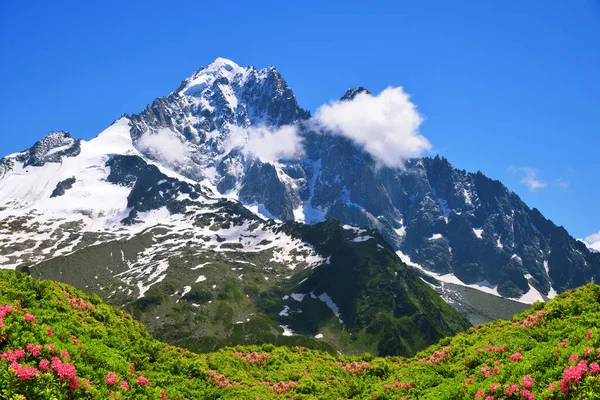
[1,0,599,239]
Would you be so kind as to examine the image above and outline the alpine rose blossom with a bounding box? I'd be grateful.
[23,313,36,323]
[522,375,533,388]
[105,372,117,385]
[510,353,522,362]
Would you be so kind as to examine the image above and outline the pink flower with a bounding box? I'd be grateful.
[23,313,36,323]
[590,362,600,375]
[475,389,485,398]
[160,390,167,399]
[505,383,519,396]
[39,359,50,371]
[10,362,40,380]
[46,328,53,337]
[120,380,129,390]
[520,389,535,399]
[510,353,522,362]
[587,331,593,341]
[105,372,117,385]
[490,383,500,393]
[0,304,13,318]
[568,353,579,363]
[522,375,533,388]
[561,360,588,393]
[60,350,70,359]
[137,376,149,386]
[481,366,490,377]
[26,343,41,357]
[44,343,55,354]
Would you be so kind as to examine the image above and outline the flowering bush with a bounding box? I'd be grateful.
[2,270,600,398]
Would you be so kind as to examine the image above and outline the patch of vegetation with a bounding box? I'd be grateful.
[3,270,600,398]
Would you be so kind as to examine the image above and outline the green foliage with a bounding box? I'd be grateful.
[3,270,600,398]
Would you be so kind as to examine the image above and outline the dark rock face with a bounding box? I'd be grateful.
[15,131,81,167]
[106,155,204,222]
[0,158,14,179]
[50,177,76,198]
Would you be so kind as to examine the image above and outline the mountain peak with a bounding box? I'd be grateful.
[176,57,248,96]
[14,130,81,167]
[206,57,242,72]
[341,87,372,101]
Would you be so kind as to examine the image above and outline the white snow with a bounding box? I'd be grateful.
[314,333,323,339]
[279,306,290,317]
[397,250,555,304]
[517,283,546,304]
[280,325,294,336]
[352,235,374,243]
[437,197,451,222]
[290,293,306,302]
[176,285,192,303]
[473,228,483,239]
[317,292,342,323]
[196,275,206,283]
[428,233,443,240]
[394,226,407,239]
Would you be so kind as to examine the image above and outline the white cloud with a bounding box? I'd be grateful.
[137,128,190,165]
[554,178,570,191]
[227,125,304,163]
[583,232,600,252]
[510,166,547,192]
[313,87,431,168]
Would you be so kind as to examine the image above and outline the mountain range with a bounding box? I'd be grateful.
[1,58,598,355]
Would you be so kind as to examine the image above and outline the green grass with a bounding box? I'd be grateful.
[2,269,600,398]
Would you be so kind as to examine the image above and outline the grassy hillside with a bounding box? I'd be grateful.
[1,270,600,399]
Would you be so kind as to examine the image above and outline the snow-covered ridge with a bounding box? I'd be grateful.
[396,250,556,304]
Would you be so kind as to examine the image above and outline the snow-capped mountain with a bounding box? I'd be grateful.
[0,113,468,356]
[1,57,597,351]
[119,58,600,304]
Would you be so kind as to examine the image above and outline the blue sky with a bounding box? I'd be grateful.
[0,0,599,240]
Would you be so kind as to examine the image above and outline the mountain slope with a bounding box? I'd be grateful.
[122,58,599,304]
[2,270,600,399]
[0,117,468,356]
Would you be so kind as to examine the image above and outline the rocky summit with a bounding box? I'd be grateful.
[124,58,599,304]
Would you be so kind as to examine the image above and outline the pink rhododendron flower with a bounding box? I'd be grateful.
[23,313,36,323]
[510,353,522,362]
[120,380,130,390]
[137,376,149,386]
[522,375,533,388]
[105,372,117,385]
[26,343,41,357]
[520,389,535,399]
[10,362,40,380]
[39,359,50,371]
